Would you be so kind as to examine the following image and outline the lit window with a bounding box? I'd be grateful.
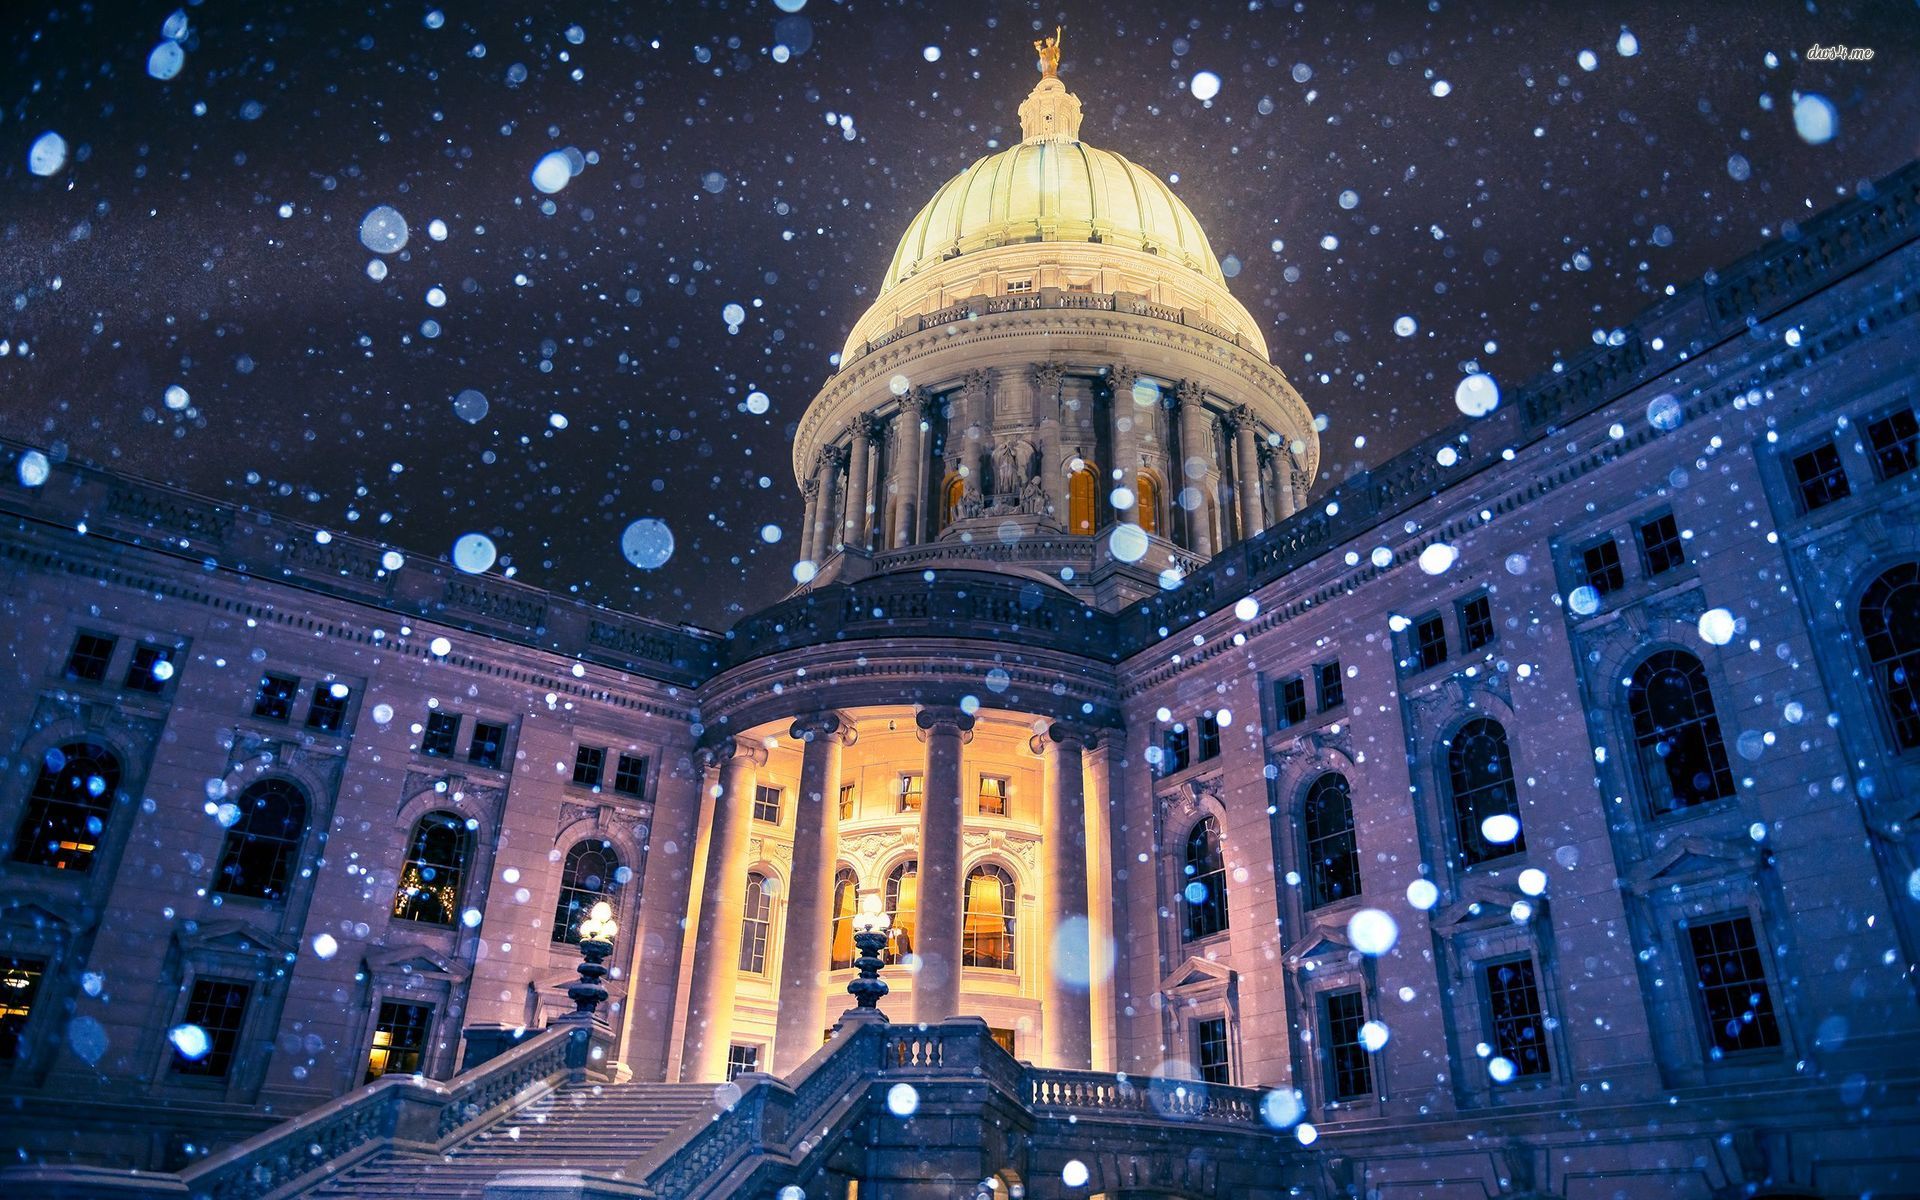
[572,746,606,788]
[1687,916,1781,1057]
[0,958,46,1062]
[173,980,250,1078]
[962,864,1016,969]
[213,779,307,904]
[551,840,620,945]
[739,873,772,974]
[1136,473,1161,534]
[1004,278,1033,293]
[421,711,460,757]
[1067,463,1097,535]
[837,782,856,820]
[977,775,1009,817]
[897,773,924,814]
[753,785,783,824]
[1790,440,1851,513]
[365,1001,432,1082]
[725,1044,759,1080]
[885,860,917,963]
[829,867,858,969]
[10,741,120,872]
[391,811,472,926]
[252,673,300,722]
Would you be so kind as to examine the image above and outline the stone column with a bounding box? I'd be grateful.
[809,446,843,558]
[680,739,767,1081]
[842,418,873,552]
[797,478,820,565]
[1036,722,1095,1069]
[773,714,853,1073]
[1174,380,1215,557]
[1231,406,1265,541]
[914,705,974,1024]
[1276,449,1301,521]
[896,391,930,546]
[1108,364,1139,524]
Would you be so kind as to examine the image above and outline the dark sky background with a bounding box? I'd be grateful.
[4,1,1916,628]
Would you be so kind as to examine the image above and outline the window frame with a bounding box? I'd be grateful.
[391,810,475,927]
[1446,717,1525,868]
[123,642,178,694]
[572,746,606,789]
[550,838,621,946]
[1635,511,1687,578]
[739,871,773,975]
[364,999,434,1083]
[171,978,252,1079]
[1193,1015,1231,1085]
[251,673,301,723]
[725,1043,761,1080]
[1625,649,1737,815]
[961,862,1018,970]
[1276,675,1308,727]
[612,753,649,798]
[63,632,117,683]
[1413,613,1449,671]
[752,784,783,825]
[9,739,123,873]
[1301,773,1360,910]
[1858,562,1920,753]
[976,774,1009,817]
[305,682,353,734]
[896,772,924,814]
[1321,988,1373,1103]
[467,721,507,769]
[1788,437,1852,514]
[1179,816,1230,943]
[1865,403,1920,482]
[212,778,308,905]
[1682,912,1784,1061]
[1315,660,1344,712]
[1579,537,1626,597]
[1458,592,1495,653]
[420,711,461,758]
[1480,955,1552,1081]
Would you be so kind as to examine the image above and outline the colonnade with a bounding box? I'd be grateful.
[792,364,1304,569]
[678,710,1097,1081]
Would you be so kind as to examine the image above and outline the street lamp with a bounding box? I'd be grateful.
[843,895,891,1018]
[565,900,618,1023]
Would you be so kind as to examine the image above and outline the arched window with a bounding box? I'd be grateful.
[1448,719,1523,866]
[943,474,966,526]
[214,779,308,903]
[739,871,772,974]
[10,741,121,872]
[884,859,918,963]
[1067,463,1097,535]
[1302,773,1359,908]
[1627,651,1735,811]
[962,864,1016,969]
[1860,564,1920,750]
[829,867,859,969]
[551,839,622,945]
[391,811,473,926]
[1135,473,1161,535]
[1181,817,1230,941]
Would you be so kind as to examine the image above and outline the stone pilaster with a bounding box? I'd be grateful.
[1174,380,1216,557]
[1230,405,1265,541]
[773,714,854,1073]
[842,416,875,551]
[1108,364,1140,524]
[1036,721,1097,1069]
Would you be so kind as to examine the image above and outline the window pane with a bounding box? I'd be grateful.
[306,683,351,733]
[1687,916,1781,1056]
[174,980,250,1077]
[124,643,176,693]
[1859,564,1920,751]
[1303,774,1359,908]
[753,785,783,823]
[11,741,121,872]
[962,865,1016,969]
[977,776,1008,816]
[1279,677,1307,726]
[468,722,505,768]
[392,812,471,925]
[421,712,460,757]
[252,673,299,721]
[1627,651,1735,810]
[214,779,307,903]
[1316,661,1344,711]
[1581,540,1625,596]
[1867,407,1920,481]
[65,633,116,683]
[1325,990,1372,1100]
[573,746,605,787]
[739,873,771,974]
[725,1044,759,1080]
[885,861,917,963]
[1197,714,1221,760]
[1484,959,1551,1078]
[897,773,923,813]
[1448,719,1523,866]
[365,1001,433,1082]
[1637,512,1687,576]
[1460,595,1495,651]
[1194,1017,1230,1085]
[1181,817,1229,941]
[829,868,858,969]
[1415,615,1448,669]
[613,754,648,797]
[551,839,621,945]
[1791,441,1851,512]
[0,958,47,1062]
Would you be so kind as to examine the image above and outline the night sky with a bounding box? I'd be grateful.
[5,1,1916,627]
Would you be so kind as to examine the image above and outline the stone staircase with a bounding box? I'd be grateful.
[303,1079,721,1199]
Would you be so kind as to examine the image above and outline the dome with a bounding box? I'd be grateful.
[880,138,1227,292]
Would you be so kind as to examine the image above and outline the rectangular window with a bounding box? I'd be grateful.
[838,783,856,820]
[0,958,46,1062]
[1316,661,1344,712]
[252,673,300,722]
[725,1044,759,1081]
[753,785,783,824]
[1484,959,1551,1078]
[572,746,606,788]
[1791,440,1851,513]
[1687,916,1782,1057]
[1630,512,1684,577]
[1324,990,1373,1101]
[1194,1016,1230,1085]
[989,1027,1017,1057]
[64,633,116,683]
[364,1001,432,1083]
[1415,615,1448,670]
[306,683,351,733]
[468,721,505,768]
[421,711,460,757]
[124,643,176,693]
[977,775,1009,816]
[1160,726,1191,775]
[1277,676,1308,726]
[897,773,924,813]
[1581,539,1625,596]
[612,753,648,798]
[1867,406,1920,481]
[1459,594,1495,652]
[1005,278,1033,293]
[173,980,250,1078]
[1197,714,1222,761]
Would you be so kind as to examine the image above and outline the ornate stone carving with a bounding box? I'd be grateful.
[1173,378,1206,409]
[1030,360,1065,396]
[789,712,856,745]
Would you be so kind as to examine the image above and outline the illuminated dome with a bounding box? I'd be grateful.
[840,73,1268,363]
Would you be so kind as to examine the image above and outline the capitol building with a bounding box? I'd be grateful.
[1,54,1918,1200]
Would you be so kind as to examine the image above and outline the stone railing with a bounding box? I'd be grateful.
[1029,1068,1262,1124]
[852,289,1255,362]
[0,1025,595,1200]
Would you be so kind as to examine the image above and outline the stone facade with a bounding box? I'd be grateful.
[2,97,1919,1200]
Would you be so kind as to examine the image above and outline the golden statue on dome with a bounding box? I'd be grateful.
[1034,25,1063,78]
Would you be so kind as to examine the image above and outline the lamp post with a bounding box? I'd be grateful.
[565,900,618,1024]
[840,896,892,1023]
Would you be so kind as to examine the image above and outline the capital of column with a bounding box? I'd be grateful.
[914,706,977,736]
[1030,360,1065,395]
[908,386,939,419]
[1105,363,1138,396]
[818,443,849,473]
[800,477,820,501]
[789,712,857,746]
[960,367,992,402]
[1227,403,1257,436]
[696,737,769,771]
[1029,720,1101,755]
[852,411,885,443]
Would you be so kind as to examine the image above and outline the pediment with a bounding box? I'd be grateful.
[0,893,78,933]
[365,942,470,982]
[1626,836,1759,894]
[1284,924,1354,964]
[1159,955,1234,993]
[175,918,294,959]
